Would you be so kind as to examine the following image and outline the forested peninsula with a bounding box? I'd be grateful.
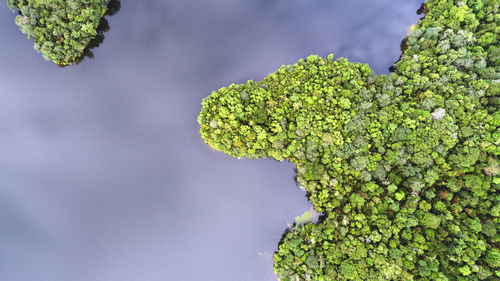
[8,0,118,66]
[198,0,499,280]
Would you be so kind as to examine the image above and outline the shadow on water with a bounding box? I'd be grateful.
[388,1,427,72]
[66,0,121,66]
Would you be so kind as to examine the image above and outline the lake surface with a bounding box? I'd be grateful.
[0,1,421,280]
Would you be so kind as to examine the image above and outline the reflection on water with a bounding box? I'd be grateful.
[293,206,320,225]
[0,1,422,281]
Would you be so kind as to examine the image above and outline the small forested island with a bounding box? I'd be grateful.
[198,0,499,280]
[7,0,117,66]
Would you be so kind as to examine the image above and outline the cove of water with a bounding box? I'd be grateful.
[0,1,421,280]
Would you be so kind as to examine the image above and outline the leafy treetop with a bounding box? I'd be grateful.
[8,0,114,66]
[198,0,499,280]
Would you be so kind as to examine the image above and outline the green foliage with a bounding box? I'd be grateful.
[198,0,500,280]
[295,210,314,225]
[8,0,113,66]
[485,248,500,268]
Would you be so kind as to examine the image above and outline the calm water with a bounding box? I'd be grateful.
[0,1,421,280]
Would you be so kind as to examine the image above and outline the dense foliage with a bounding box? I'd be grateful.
[7,0,114,66]
[198,0,499,279]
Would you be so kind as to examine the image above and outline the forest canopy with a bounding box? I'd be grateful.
[198,0,499,280]
[7,0,114,66]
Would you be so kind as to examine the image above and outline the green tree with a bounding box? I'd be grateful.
[8,0,120,66]
[198,0,499,279]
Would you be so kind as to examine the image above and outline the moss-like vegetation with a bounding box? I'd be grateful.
[198,0,499,279]
[8,0,119,66]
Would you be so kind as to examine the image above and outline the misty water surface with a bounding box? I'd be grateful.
[0,1,421,280]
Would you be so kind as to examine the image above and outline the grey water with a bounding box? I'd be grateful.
[0,1,421,280]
